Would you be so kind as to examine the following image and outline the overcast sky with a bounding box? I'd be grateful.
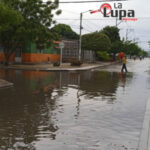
[51,0,150,51]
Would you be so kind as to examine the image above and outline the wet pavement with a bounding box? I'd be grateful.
[0,58,150,150]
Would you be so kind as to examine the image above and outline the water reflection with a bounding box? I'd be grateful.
[80,71,119,99]
[117,72,133,88]
[0,69,134,149]
[0,70,61,149]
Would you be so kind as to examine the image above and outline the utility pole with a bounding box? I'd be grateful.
[79,12,83,61]
[148,41,150,48]
[116,17,118,27]
[116,17,123,27]
[126,28,134,41]
[59,42,65,65]
[126,29,128,41]
[79,10,92,61]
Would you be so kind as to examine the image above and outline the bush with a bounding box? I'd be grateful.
[53,61,60,67]
[97,51,111,61]
[71,59,82,66]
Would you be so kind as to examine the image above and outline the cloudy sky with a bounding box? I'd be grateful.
[51,0,150,51]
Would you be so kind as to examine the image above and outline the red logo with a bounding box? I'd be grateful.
[90,3,137,21]
[100,3,112,15]
[90,3,112,15]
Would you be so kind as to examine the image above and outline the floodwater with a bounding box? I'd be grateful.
[0,58,150,150]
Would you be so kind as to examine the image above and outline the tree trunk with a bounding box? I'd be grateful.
[4,49,10,66]
[113,53,116,61]
[4,54,9,66]
[4,44,17,66]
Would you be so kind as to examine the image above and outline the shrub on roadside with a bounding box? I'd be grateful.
[53,61,60,67]
[97,51,111,61]
[71,59,82,66]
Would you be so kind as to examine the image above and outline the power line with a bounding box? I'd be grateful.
[55,17,150,20]
[82,28,92,33]
[55,18,117,20]
[61,9,79,15]
[46,0,128,3]
[83,21,95,32]
[87,20,101,31]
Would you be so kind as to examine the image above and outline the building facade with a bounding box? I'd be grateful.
[0,41,60,64]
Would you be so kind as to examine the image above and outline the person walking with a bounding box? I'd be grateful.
[121,56,128,72]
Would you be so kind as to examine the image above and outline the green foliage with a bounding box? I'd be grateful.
[51,24,79,40]
[97,51,111,61]
[122,41,142,56]
[100,26,120,43]
[0,2,24,64]
[0,2,23,30]
[110,41,124,54]
[100,26,121,55]
[82,32,111,52]
[2,0,61,27]
[81,25,145,61]
[142,51,148,57]
[0,0,61,64]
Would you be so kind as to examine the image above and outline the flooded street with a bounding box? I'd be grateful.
[0,58,150,150]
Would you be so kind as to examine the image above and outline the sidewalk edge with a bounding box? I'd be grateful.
[0,61,119,71]
[138,97,150,150]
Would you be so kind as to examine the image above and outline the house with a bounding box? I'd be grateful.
[0,41,60,64]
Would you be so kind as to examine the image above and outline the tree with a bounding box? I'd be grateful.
[82,32,111,60]
[122,41,143,56]
[0,2,24,65]
[100,26,122,58]
[100,26,120,43]
[82,32,111,52]
[111,41,124,54]
[0,0,61,64]
[51,24,79,40]
[142,50,148,57]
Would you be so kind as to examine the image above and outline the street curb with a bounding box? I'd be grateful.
[0,61,119,72]
[0,79,13,88]
[138,97,150,150]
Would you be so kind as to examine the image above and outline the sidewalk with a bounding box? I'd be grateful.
[0,61,119,71]
[0,79,13,88]
[138,97,150,150]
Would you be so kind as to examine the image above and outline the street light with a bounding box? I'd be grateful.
[79,10,92,61]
